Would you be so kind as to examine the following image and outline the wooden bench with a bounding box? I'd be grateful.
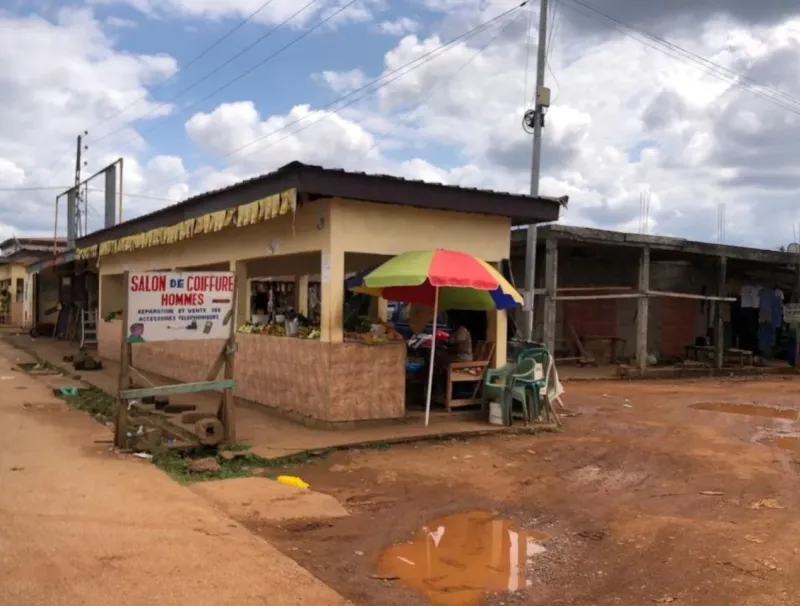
[444,341,496,412]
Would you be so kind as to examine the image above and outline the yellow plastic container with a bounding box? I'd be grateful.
[276,475,309,490]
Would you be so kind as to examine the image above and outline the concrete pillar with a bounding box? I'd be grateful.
[715,256,727,369]
[295,275,309,316]
[320,201,344,343]
[368,297,388,322]
[487,309,508,368]
[543,238,558,354]
[636,247,650,372]
[66,189,77,248]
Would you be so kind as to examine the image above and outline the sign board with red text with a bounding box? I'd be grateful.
[126,271,235,343]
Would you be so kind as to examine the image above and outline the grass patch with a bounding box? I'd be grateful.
[18,361,61,375]
[151,448,326,485]
[56,387,115,423]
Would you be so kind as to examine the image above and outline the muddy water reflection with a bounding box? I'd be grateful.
[376,510,549,606]
[690,402,799,420]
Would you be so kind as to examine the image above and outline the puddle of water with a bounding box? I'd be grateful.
[758,436,800,453]
[375,510,549,606]
[690,402,799,420]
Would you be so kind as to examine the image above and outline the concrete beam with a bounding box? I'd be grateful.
[636,247,650,372]
[715,256,727,369]
[543,238,558,354]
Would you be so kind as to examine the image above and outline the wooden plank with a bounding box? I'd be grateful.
[114,271,131,448]
[121,380,236,400]
[646,289,735,302]
[555,293,642,301]
[221,267,241,443]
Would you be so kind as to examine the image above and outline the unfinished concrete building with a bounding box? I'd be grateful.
[509,225,800,373]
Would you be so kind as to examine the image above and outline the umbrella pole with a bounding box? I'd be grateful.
[424,287,440,427]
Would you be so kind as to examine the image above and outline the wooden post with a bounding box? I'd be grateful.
[114,271,131,448]
[715,256,727,369]
[636,247,650,372]
[543,238,558,354]
[221,264,241,443]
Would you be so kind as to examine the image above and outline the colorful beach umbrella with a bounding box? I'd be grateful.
[348,249,522,427]
[350,249,523,311]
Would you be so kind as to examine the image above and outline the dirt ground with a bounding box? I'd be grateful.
[0,340,347,606]
[241,376,800,606]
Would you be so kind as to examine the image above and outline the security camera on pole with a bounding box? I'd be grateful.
[521,0,552,343]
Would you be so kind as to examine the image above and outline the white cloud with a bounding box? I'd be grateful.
[3,2,800,253]
[88,0,384,28]
[0,7,184,235]
[376,17,419,36]
[313,69,366,94]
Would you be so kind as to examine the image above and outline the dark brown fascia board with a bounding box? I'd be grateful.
[511,224,797,265]
[77,163,561,247]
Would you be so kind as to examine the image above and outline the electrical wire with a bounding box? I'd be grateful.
[38,0,286,181]
[88,0,322,151]
[138,1,529,197]
[522,1,535,107]
[88,0,284,134]
[360,9,523,161]
[561,0,800,116]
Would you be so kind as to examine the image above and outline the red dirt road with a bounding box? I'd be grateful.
[0,341,345,606]
[255,377,800,606]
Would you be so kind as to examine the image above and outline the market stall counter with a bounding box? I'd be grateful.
[99,316,407,423]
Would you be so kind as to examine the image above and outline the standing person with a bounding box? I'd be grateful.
[0,288,10,324]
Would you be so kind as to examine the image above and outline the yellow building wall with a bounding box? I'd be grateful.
[335,199,512,261]
[0,264,31,326]
[98,202,328,276]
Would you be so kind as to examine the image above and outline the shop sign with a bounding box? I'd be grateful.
[785,303,800,324]
[126,271,234,343]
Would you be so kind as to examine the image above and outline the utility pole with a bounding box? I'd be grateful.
[74,134,83,239]
[521,0,550,343]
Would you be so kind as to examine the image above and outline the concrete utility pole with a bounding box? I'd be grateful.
[521,0,549,343]
[74,134,83,239]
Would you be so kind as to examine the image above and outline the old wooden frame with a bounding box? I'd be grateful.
[113,270,239,448]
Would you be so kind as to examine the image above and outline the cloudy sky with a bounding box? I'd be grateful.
[1,0,800,248]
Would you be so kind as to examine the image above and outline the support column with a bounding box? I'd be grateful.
[542,238,558,354]
[320,201,345,343]
[295,274,309,316]
[230,261,248,327]
[487,309,508,368]
[716,256,727,369]
[368,297,389,322]
[636,247,650,372]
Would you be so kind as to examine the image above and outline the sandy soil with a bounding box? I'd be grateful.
[243,376,800,606]
[0,341,346,606]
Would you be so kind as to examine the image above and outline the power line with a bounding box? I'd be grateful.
[39,0,285,181]
[87,0,322,152]
[138,1,529,197]
[561,0,800,116]
[88,0,284,135]
[361,9,523,160]
[522,1,535,107]
[0,185,71,192]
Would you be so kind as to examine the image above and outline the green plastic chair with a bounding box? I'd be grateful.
[517,348,551,420]
[506,358,539,425]
[482,363,515,411]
